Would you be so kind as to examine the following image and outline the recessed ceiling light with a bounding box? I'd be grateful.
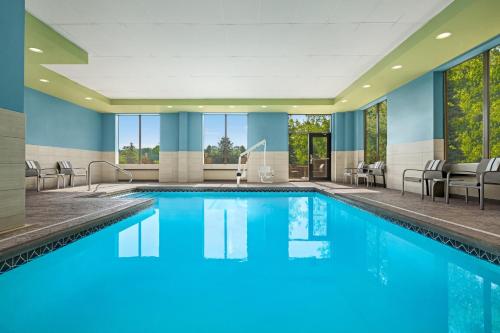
[167,105,173,108]
[198,105,204,108]
[436,32,452,40]
[292,105,298,108]
[229,105,235,108]
[84,97,93,101]
[261,105,267,108]
[362,84,371,88]
[29,47,43,53]
[39,79,49,83]
[341,99,348,103]
[391,65,403,70]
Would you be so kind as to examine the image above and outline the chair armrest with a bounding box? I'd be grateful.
[480,170,500,184]
[447,171,476,176]
[40,168,58,175]
[403,169,424,178]
[72,168,88,175]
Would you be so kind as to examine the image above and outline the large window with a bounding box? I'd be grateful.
[117,115,160,164]
[490,46,500,158]
[446,45,499,163]
[288,115,331,180]
[364,100,387,163]
[203,114,247,164]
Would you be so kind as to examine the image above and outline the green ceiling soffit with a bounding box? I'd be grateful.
[333,0,500,112]
[23,12,334,113]
[24,13,110,109]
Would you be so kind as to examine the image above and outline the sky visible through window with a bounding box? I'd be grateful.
[118,115,159,149]
[203,114,247,147]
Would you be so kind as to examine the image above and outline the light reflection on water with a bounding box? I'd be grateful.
[0,192,499,333]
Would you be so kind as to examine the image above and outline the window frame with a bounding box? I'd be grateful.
[116,114,160,165]
[202,113,247,165]
[444,46,497,162]
[364,100,387,163]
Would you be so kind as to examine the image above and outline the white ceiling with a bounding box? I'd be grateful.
[26,0,452,99]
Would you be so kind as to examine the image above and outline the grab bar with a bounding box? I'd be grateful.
[87,161,133,191]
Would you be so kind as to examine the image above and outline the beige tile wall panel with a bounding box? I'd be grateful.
[331,150,364,182]
[0,137,25,164]
[0,109,25,232]
[118,169,159,181]
[0,108,25,140]
[101,151,118,182]
[159,152,179,182]
[186,151,204,182]
[246,151,288,183]
[0,189,24,218]
[0,214,24,232]
[386,139,435,192]
[0,164,25,191]
[159,151,202,182]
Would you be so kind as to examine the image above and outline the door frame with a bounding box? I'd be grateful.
[308,133,331,181]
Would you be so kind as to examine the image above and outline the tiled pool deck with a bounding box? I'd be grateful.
[0,181,499,269]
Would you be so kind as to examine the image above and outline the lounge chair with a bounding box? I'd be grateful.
[355,163,372,187]
[368,161,386,188]
[57,161,88,187]
[446,157,500,209]
[344,161,365,185]
[25,160,64,191]
[402,160,446,199]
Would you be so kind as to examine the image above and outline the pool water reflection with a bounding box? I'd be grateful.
[0,192,499,333]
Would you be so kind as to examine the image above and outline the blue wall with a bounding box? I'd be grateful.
[387,72,443,145]
[160,112,202,152]
[160,113,179,152]
[332,110,364,151]
[0,0,24,113]
[248,113,288,151]
[25,88,103,151]
[101,114,115,152]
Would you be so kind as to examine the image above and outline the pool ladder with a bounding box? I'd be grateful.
[87,161,133,191]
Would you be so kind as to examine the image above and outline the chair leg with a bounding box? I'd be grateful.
[431,181,435,202]
[446,184,450,204]
[421,180,425,200]
[425,180,429,196]
[402,179,405,196]
[480,185,484,210]
[465,188,468,204]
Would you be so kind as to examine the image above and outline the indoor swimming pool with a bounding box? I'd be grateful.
[0,191,499,333]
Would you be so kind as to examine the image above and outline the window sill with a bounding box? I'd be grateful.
[203,164,239,170]
[118,164,159,170]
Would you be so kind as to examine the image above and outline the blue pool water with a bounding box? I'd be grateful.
[0,191,499,333]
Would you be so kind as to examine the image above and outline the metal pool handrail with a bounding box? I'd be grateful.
[87,161,133,191]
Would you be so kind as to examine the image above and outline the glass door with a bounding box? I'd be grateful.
[308,133,331,181]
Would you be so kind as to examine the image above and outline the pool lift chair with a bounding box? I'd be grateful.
[236,139,274,186]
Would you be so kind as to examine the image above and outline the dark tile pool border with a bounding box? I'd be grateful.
[0,200,153,274]
[1,186,498,275]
